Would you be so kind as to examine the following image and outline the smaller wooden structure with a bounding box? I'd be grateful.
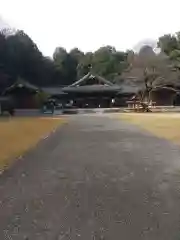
[149,86,177,106]
[127,96,156,112]
[3,79,39,109]
[126,85,179,111]
[127,100,141,110]
[127,100,156,109]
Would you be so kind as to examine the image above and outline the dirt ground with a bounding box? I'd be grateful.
[0,115,180,239]
[0,117,66,172]
[120,113,180,145]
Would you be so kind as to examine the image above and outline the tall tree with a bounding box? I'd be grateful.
[77,52,93,78]
[53,47,84,85]
[1,28,131,89]
[158,34,178,56]
[158,32,180,83]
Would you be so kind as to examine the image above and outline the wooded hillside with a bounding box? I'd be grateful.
[1,28,180,92]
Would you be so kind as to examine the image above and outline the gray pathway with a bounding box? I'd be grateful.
[0,115,180,239]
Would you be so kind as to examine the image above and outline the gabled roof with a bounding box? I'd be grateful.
[118,85,143,94]
[3,78,39,95]
[69,73,114,87]
[62,84,121,93]
[150,86,178,93]
[62,73,120,94]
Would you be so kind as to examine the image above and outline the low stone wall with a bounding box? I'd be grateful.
[66,108,124,114]
[14,106,180,116]
[125,106,180,113]
[151,106,180,112]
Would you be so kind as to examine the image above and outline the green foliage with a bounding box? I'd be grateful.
[158,34,178,55]
[158,32,180,76]
[76,46,128,81]
[158,32,180,62]
[3,26,180,97]
[0,29,128,92]
[0,29,64,90]
[53,47,84,85]
[169,49,180,61]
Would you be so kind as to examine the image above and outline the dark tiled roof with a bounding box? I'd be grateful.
[41,87,67,95]
[151,86,178,93]
[3,79,39,94]
[61,73,120,94]
[69,73,114,87]
[62,84,121,93]
[118,85,143,94]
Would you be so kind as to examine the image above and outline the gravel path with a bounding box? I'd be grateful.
[0,115,180,239]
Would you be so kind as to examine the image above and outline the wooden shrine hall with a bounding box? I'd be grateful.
[60,73,128,108]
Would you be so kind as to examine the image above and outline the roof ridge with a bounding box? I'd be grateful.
[67,73,113,88]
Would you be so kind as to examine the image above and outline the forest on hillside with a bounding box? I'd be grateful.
[1,28,180,92]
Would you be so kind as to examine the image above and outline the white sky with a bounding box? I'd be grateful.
[1,0,180,57]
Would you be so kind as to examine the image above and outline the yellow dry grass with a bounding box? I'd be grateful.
[0,117,66,171]
[120,113,180,144]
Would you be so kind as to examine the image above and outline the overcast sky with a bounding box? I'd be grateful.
[1,0,180,57]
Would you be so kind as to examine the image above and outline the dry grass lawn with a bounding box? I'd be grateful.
[0,117,66,172]
[120,113,180,145]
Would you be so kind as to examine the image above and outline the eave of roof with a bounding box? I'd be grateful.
[41,87,67,95]
[68,73,114,87]
[62,84,121,93]
[3,79,39,94]
[151,86,178,92]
